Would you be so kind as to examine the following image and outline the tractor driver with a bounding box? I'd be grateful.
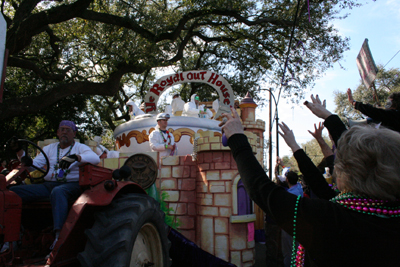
[8,120,100,252]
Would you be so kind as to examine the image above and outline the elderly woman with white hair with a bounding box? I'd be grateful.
[220,95,400,267]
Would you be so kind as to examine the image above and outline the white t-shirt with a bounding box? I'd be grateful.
[32,142,100,182]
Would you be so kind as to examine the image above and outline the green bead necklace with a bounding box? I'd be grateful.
[290,195,305,267]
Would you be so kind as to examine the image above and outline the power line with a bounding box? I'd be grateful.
[383,49,400,69]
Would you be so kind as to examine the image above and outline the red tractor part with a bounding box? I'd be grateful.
[0,163,170,267]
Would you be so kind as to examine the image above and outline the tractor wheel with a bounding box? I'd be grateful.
[78,194,170,267]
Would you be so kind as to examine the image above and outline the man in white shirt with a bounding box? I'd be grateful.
[10,120,100,251]
[149,113,176,157]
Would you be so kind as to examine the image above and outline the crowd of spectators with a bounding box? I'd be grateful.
[221,90,400,267]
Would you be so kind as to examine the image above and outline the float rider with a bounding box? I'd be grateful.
[126,100,145,120]
[149,113,176,157]
[171,93,185,116]
[182,94,213,119]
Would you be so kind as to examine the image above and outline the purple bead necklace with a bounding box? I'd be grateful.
[330,192,400,218]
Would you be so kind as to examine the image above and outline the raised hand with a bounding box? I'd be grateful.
[278,122,301,153]
[304,94,332,119]
[219,107,244,139]
[308,122,324,141]
[347,88,354,104]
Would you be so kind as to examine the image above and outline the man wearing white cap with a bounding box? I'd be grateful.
[126,100,145,120]
[149,113,176,157]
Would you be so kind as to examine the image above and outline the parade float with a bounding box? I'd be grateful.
[102,70,266,267]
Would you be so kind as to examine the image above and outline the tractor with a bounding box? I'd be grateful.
[0,139,170,267]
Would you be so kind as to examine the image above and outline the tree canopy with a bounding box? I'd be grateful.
[0,0,363,147]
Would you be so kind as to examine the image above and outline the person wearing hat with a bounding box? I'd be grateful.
[149,113,176,157]
[8,120,100,252]
[182,94,213,119]
[171,93,185,116]
[126,100,145,120]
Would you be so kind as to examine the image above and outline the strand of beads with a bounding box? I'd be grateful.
[295,244,305,267]
[290,195,302,267]
[330,193,400,217]
[159,129,171,145]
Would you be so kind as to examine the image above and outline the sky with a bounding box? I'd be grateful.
[256,0,400,161]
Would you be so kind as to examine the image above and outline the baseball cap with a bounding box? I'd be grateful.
[156,113,170,121]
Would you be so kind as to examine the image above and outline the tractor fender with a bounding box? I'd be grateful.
[75,180,147,207]
[48,181,148,266]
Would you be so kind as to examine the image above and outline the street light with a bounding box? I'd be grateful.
[260,88,279,180]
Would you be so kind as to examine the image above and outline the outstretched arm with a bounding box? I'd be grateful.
[279,121,336,199]
[220,108,303,230]
[348,88,400,129]
[308,122,334,159]
[304,94,346,147]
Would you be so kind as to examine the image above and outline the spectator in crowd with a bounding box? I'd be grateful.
[308,122,335,176]
[220,94,400,266]
[171,93,185,116]
[347,88,400,132]
[275,157,289,188]
[149,113,176,157]
[182,94,213,119]
[126,100,145,120]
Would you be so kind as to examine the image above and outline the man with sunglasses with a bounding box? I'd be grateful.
[149,113,176,157]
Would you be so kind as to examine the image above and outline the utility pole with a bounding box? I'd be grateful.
[262,87,279,179]
[273,88,279,161]
[269,92,273,180]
